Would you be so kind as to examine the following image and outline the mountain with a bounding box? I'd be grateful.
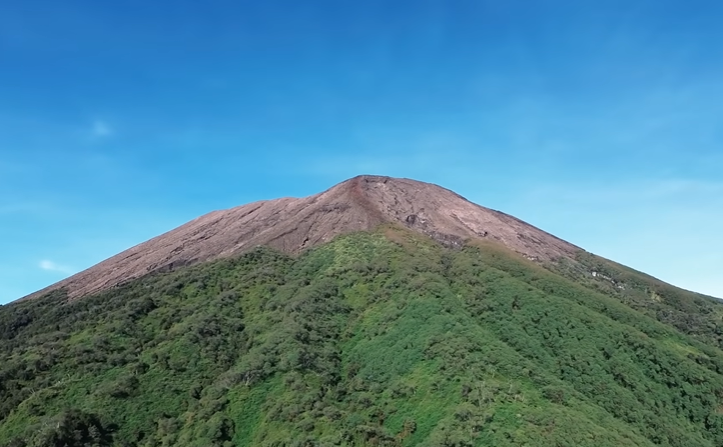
[24,175,578,301]
[3,175,723,447]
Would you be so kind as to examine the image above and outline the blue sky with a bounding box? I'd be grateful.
[1,0,722,304]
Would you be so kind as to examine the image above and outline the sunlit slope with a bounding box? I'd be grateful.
[2,227,723,446]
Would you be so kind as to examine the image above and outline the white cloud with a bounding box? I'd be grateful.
[92,120,113,137]
[39,259,74,274]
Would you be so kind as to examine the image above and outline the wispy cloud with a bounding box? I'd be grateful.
[39,259,74,274]
[91,120,113,138]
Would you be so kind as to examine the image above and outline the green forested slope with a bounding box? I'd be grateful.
[2,227,723,447]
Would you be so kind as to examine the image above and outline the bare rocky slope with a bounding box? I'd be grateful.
[24,175,581,300]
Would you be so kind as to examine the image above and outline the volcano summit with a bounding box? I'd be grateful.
[26,175,579,301]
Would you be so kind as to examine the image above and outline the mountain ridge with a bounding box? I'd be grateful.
[24,175,580,301]
[4,178,723,446]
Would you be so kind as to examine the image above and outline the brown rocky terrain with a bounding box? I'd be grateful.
[24,175,581,301]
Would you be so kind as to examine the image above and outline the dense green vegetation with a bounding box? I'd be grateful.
[2,226,723,446]
[555,251,723,348]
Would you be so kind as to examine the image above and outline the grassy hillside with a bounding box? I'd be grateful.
[2,226,723,446]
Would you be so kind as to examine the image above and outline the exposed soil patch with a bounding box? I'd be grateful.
[23,175,580,301]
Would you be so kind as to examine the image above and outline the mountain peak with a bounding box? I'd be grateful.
[23,176,579,301]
